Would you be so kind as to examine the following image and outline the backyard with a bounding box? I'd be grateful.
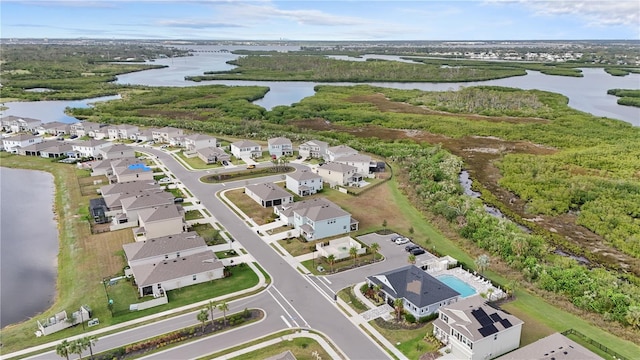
[225,188,279,225]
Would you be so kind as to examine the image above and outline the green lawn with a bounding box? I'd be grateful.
[200,166,294,184]
[185,210,205,221]
[301,253,383,275]
[175,151,224,170]
[229,337,329,360]
[337,287,368,313]
[370,320,440,360]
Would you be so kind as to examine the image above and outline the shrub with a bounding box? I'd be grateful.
[404,313,416,323]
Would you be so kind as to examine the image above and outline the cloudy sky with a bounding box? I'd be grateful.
[2,0,638,40]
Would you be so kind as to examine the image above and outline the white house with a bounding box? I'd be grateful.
[1,116,42,133]
[123,232,224,297]
[70,121,102,137]
[98,143,135,160]
[245,182,293,208]
[230,140,262,158]
[267,137,293,158]
[108,124,139,140]
[433,296,523,360]
[39,143,75,159]
[2,134,43,153]
[133,204,186,241]
[17,140,56,156]
[36,121,71,136]
[152,127,184,143]
[285,170,323,196]
[316,162,362,187]
[367,265,461,318]
[72,139,111,158]
[275,198,358,241]
[324,144,358,161]
[298,139,328,159]
[334,154,373,175]
[184,134,217,151]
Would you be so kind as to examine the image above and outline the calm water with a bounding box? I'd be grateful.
[0,167,58,328]
[0,94,121,123]
[115,45,640,125]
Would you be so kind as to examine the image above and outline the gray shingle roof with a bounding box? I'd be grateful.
[231,140,260,148]
[246,182,292,201]
[318,162,357,173]
[99,181,160,196]
[138,204,182,223]
[280,198,349,221]
[268,137,292,146]
[497,333,601,360]
[367,265,460,308]
[287,169,321,181]
[121,193,174,211]
[123,232,206,262]
[133,250,223,287]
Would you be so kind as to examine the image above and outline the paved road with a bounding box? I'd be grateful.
[147,148,390,359]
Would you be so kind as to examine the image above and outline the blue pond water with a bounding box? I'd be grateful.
[437,275,477,298]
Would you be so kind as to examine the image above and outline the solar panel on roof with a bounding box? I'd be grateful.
[489,313,502,322]
[500,318,513,328]
[478,324,499,337]
[472,308,493,326]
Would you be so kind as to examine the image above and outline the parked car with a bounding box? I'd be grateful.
[410,247,426,256]
[70,135,78,139]
[391,235,403,242]
[296,155,302,159]
[158,177,172,184]
[394,237,410,245]
[173,197,184,203]
[246,164,256,169]
[405,244,420,252]
[222,160,229,166]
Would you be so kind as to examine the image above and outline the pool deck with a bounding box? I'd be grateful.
[428,266,505,301]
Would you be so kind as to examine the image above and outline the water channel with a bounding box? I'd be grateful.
[1,44,636,327]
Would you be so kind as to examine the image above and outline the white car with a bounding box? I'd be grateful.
[158,177,172,184]
[394,237,410,245]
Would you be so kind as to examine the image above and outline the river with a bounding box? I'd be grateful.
[0,167,58,328]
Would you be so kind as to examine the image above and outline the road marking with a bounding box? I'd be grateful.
[321,276,332,284]
[267,288,300,327]
[280,315,292,328]
[270,286,309,328]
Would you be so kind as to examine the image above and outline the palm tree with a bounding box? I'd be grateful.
[80,336,98,360]
[326,254,336,273]
[197,308,209,332]
[408,253,416,264]
[373,284,382,303]
[218,301,229,326]
[393,298,404,322]
[475,254,490,274]
[370,242,380,262]
[69,339,87,360]
[56,340,70,360]
[349,246,358,267]
[208,301,217,327]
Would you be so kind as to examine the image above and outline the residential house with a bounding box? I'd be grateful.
[72,139,110,158]
[123,232,224,297]
[298,139,328,159]
[90,158,138,177]
[1,116,42,133]
[285,170,323,196]
[112,162,154,183]
[324,144,358,161]
[18,140,60,156]
[184,134,217,151]
[316,162,362,187]
[230,140,262,158]
[35,121,71,136]
[134,129,154,142]
[433,296,523,360]
[245,182,293,208]
[497,332,602,360]
[70,121,102,137]
[268,137,293,158]
[196,147,230,164]
[98,143,135,160]
[169,135,186,148]
[152,127,184,143]
[99,180,161,197]
[2,134,43,153]
[39,143,75,159]
[89,198,109,224]
[133,204,186,241]
[108,124,139,140]
[367,265,461,318]
[113,191,175,226]
[275,198,358,241]
[334,154,373,176]
[91,127,110,140]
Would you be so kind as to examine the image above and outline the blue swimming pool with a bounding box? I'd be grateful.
[437,275,477,298]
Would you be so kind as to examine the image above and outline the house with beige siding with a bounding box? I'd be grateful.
[316,162,362,187]
[275,198,358,241]
[268,137,293,158]
[112,162,154,183]
[123,232,224,297]
[133,204,186,241]
[245,182,293,208]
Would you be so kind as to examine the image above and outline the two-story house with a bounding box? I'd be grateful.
[72,139,111,158]
[152,127,184,143]
[184,134,217,151]
[367,265,460,318]
[123,232,224,297]
[70,121,102,137]
[230,140,262,158]
[324,144,358,161]
[36,121,71,136]
[285,170,323,196]
[334,154,373,175]
[267,137,293,158]
[275,198,358,241]
[98,143,135,160]
[2,116,42,133]
[433,296,523,360]
[298,139,328,159]
[316,162,362,187]
[133,204,186,241]
[108,124,139,140]
[2,134,43,153]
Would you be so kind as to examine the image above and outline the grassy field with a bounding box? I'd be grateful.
[175,151,224,170]
[225,188,277,225]
[370,320,439,360]
[185,210,205,221]
[337,287,368,313]
[229,337,330,360]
